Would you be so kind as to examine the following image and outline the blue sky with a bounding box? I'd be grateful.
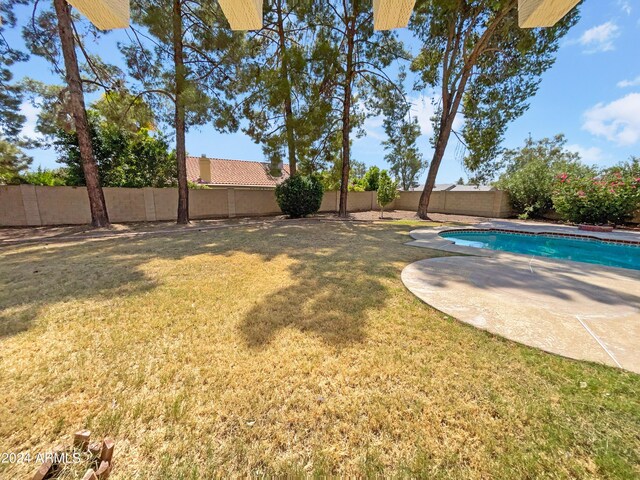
[7,0,640,183]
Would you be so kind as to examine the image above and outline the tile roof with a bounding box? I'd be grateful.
[186,156,290,187]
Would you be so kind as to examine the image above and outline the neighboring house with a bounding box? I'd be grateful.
[449,185,496,192]
[186,156,290,188]
[403,184,496,192]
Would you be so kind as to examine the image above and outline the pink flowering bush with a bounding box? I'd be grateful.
[552,158,640,225]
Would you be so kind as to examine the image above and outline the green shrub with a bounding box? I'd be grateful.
[275,174,324,218]
[552,159,640,225]
[188,181,211,189]
[495,135,582,219]
[377,170,399,218]
[496,159,551,219]
[20,167,68,186]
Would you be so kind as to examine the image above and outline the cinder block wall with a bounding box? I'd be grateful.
[3,185,602,227]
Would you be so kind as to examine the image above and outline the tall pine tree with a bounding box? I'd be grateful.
[123,0,244,224]
[235,0,339,177]
[21,0,118,226]
[321,0,406,216]
[0,1,31,183]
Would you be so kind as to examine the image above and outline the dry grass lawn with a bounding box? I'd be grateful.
[0,220,638,478]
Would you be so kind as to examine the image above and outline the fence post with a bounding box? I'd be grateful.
[227,188,236,218]
[492,191,509,218]
[143,188,156,222]
[20,184,42,226]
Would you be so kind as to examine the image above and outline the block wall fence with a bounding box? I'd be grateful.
[1,185,513,227]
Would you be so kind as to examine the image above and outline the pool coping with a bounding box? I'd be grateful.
[439,227,640,247]
[403,220,640,373]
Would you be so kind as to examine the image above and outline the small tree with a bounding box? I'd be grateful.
[377,170,399,218]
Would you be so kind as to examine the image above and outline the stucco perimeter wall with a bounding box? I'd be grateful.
[0,185,564,227]
[395,190,512,218]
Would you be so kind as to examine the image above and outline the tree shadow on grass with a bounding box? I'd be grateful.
[0,221,425,347]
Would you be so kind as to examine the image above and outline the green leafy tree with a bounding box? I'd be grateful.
[1,1,29,139]
[92,91,155,133]
[376,170,399,218]
[496,134,583,218]
[378,72,426,191]
[19,166,68,186]
[410,0,579,219]
[0,139,31,184]
[122,0,244,224]
[55,109,176,188]
[320,158,366,191]
[361,166,380,191]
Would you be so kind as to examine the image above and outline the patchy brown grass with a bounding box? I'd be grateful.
[0,220,638,478]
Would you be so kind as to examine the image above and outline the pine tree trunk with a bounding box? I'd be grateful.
[416,6,510,220]
[338,14,356,218]
[173,0,189,224]
[417,96,468,219]
[53,0,109,228]
[275,0,296,175]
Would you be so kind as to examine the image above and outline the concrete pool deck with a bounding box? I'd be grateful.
[402,221,640,374]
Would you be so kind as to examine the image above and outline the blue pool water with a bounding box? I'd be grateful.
[439,230,640,271]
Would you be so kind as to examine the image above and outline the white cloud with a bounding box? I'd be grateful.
[566,144,606,163]
[359,95,465,144]
[617,75,640,88]
[410,95,435,136]
[409,94,464,137]
[362,114,385,141]
[570,21,620,53]
[618,0,632,15]
[19,102,40,139]
[582,93,640,146]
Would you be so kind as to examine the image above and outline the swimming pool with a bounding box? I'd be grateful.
[439,229,640,271]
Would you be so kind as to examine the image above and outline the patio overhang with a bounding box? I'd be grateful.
[218,0,263,31]
[518,0,581,28]
[68,0,581,32]
[373,0,417,31]
[66,0,129,30]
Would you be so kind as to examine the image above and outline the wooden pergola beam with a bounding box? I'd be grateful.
[518,0,580,28]
[66,0,129,30]
[63,0,579,41]
[373,0,416,31]
[218,0,263,31]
